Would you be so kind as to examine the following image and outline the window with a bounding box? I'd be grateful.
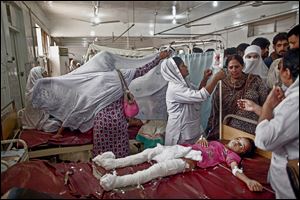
[35,24,43,57]
[6,4,12,24]
[248,13,296,37]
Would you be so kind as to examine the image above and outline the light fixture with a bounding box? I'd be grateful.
[90,30,95,36]
[94,17,100,23]
[172,5,176,16]
[172,18,177,24]
[172,5,177,24]
[94,1,100,17]
[213,1,218,7]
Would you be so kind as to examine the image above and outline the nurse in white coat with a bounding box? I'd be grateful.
[237,49,299,199]
[161,57,225,145]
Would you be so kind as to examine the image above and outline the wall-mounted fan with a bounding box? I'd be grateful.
[239,1,287,8]
[71,1,120,27]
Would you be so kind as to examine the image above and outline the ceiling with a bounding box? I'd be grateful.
[34,1,299,37]
[37,1,220,24]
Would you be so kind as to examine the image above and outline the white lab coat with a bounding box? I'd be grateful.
[161,58,210,145]
[255,76,299,199]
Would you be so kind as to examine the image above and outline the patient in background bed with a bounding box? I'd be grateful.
[93,136,263,192]
[22,64,61,132]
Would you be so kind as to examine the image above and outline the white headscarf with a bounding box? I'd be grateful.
[161,58,190,87]
[25,66,46,102]
[32,51,160,132]
[243,45,269,79]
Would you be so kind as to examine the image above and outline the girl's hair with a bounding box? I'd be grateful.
[172,57,184,68]
[225,54,244,67]
[240,137,256,158]
[282,48,299,81]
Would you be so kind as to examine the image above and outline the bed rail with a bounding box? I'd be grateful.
[222,114,272,159]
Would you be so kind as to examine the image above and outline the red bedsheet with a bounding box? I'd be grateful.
[19,129,93,148]
[19,125,141,149]
[1,154,275,199]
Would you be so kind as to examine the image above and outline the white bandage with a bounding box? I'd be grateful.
[100,159,186,191]
[93,145,164,170]
[232,166,243,176]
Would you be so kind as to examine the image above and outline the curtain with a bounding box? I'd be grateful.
[179,52,214,131]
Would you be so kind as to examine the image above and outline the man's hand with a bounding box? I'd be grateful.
[264,86,285,109]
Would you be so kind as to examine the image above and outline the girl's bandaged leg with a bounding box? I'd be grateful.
[93,145,164,170]
[100,159,186,191]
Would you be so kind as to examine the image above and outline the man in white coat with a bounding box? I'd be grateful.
[161,57,225,145]
[237,49,299,199]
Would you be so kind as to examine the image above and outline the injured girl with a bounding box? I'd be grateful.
[92,137,263,192]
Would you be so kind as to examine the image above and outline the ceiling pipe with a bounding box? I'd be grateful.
[170,39,222,44]
[113,24,135,42]
[158,33,221,36]
[154,1,249,36]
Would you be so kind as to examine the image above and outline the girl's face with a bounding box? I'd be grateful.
[227,137,251,154]
[228,59,243,79]
[178,62,189,78]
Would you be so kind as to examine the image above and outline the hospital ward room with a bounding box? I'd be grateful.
[1,1,299,199]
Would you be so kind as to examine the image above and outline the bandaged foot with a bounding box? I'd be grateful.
[93,145,164,170]
[100,159,186,191]
[92,152,116,167]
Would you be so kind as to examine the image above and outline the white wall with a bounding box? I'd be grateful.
[189,1,299,49]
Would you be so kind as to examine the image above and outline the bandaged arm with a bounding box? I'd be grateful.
[230,161,263,192]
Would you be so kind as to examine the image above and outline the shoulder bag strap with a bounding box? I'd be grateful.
[116,69,129,91]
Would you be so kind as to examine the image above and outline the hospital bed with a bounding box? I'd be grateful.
[1,101,28,173]
[17,121,143,161]
[1,114,275,199]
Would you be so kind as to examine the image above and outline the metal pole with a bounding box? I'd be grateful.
[154,2,248,36]
[113,24,135,42]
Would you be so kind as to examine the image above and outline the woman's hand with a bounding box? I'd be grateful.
[196,136,208,147]
[237,99,259,112]
[213,69,226,81]
[203,69,213,80]
[159,50,171,60]
[246,179,263,192]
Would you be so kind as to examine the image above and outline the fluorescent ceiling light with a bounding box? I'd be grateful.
[94,18,100,23]
[172,5,176,16]
[172,19,177,24]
